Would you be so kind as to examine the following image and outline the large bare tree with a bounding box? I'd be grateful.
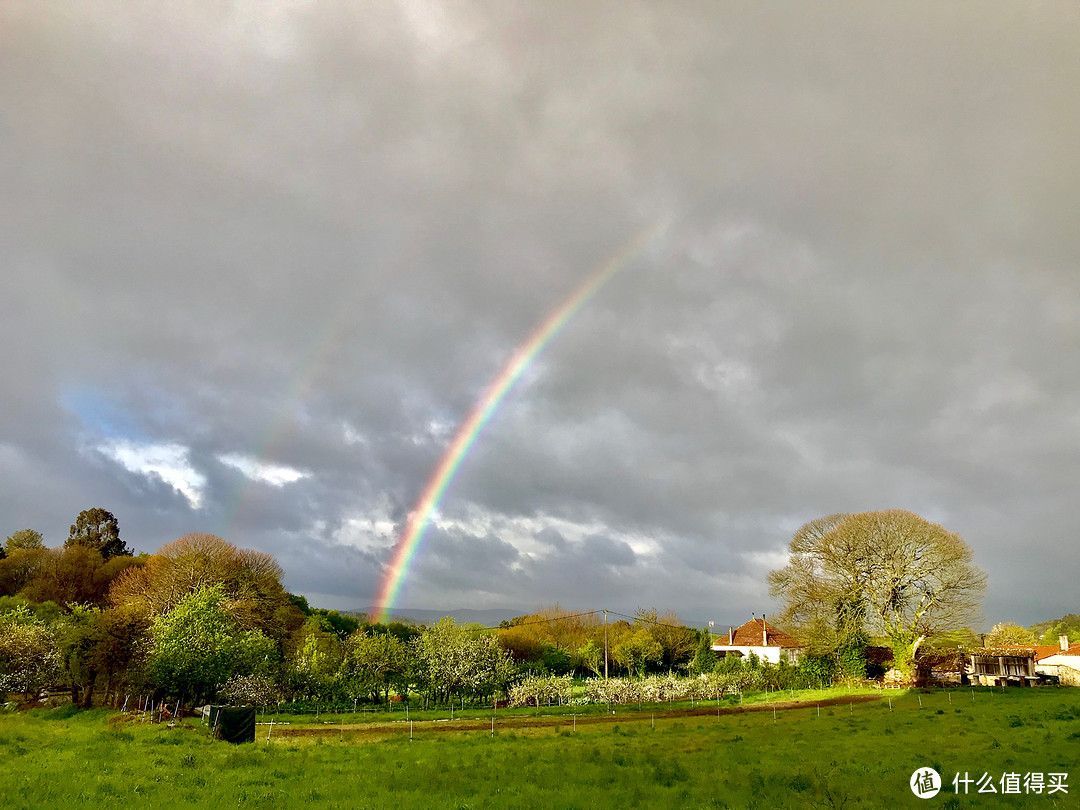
[108,533,301,643]
[768,510,986,671]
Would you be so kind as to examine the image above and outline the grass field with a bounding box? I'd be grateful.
[1,687,1078,808]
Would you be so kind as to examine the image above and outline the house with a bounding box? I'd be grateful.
[711,616,804,664]
[1031,635,1080,686]
[969,647,1037,686]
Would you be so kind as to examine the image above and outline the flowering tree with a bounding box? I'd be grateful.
[0,607,61,699]
[508,674,573,707]
[221,673,280,707]
[414,618,517,705]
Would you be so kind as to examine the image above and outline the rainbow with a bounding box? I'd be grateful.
[372,219,670,623]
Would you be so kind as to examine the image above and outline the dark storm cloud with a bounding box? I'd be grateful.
[1,1,1078,626]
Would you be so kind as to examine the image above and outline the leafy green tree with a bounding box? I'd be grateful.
[613,630,663,677]
[690,630,717,675]
[796,653,837,689]
[56,605,104,707]
[110,533,301,647]
[340,631,410,704]
[308,608,360,640]
[67,508,130,559]
[834,635,868,682]
[148,584,276,705]
[636,608,697,671]
[1032,615,1080,646]
[578,639,605,677]
[92,605,151,696]
[286,617,344,701]
[0,595,64,624]
[5,529,44,554]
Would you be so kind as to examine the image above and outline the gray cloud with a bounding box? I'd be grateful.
[1,2,1077,626]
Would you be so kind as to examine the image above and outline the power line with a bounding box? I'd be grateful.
[605,609,689,629]
[482,609,603,631]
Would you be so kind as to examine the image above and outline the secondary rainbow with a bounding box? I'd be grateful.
[372,219,669,623]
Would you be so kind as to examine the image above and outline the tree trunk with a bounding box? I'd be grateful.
[888,632,925,673]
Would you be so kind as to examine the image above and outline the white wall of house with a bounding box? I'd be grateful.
[1035,654,1080,686]
[710,645,801,664]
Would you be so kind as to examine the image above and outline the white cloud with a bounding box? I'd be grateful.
[431,508,664,558]
[98,440,206,509]
[218,452,310,486]
[341,422,367,446]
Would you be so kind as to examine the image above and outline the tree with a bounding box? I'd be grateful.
[1031,614,1080,647]
[578,639,605,677]
[221,673,280,707]
[5,529,44,554]
[67,508,130,559]
[766,513,862,656]
[636,608,697,671]
[613,629,663,677]
[148,584,276,705]
[495,605,600,673]
[985,622,1036,647]
[19,546,141,607]
[340,631,410,704]
[0,548,52,598]
[414,618,516,704]
[690,630,717,675]
[286,617,344,701]
[0,607,61,700]
[90,604,151,697]
[109,533,303,645]
[769,510,986,674]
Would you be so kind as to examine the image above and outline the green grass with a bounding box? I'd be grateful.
[2,687,1079,808]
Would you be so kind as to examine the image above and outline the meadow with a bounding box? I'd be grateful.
[1,686,1078,809]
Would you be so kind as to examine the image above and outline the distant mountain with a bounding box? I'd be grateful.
[351,607,531,627]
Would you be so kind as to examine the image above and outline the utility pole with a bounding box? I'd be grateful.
[604,609,609,680]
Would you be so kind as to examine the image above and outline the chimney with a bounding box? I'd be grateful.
[729,626,734,645]
[762,614,768,646]
[1061,634,1070,653]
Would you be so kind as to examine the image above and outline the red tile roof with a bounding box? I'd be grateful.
[1001,643,1080,662]
[1028,643,1080,660]
[713,618,802,649]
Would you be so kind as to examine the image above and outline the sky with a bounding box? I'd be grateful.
[2,2,1078,628]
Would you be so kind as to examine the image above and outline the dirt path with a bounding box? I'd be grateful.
[272,694,882,740]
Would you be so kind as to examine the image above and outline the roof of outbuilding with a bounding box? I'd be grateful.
[972,647,1036,659]
[712,618,802,649]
